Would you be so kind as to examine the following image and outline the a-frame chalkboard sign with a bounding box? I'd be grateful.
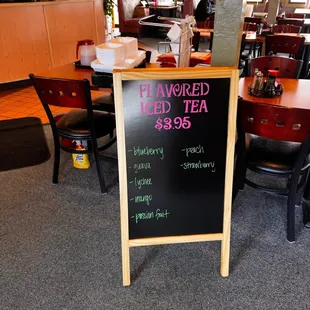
[113,67,239,286]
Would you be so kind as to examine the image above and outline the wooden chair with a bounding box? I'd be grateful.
[243,22,257,32]
[245,56,303,78]
[29,74,116,193]
[265,35,306,60]
[196,15,214,29]
[239,33,248,77]
[192,31,201,52]
[117,0,143,36]
[207,19,214,29]
[244,17,262,25]
[285,13,306,19]
[209,31,214,51]
[243,23,261,58]
[272,24,302,34]
[235,98,310,242]
[197,20,214,29]
[277,19,304,27]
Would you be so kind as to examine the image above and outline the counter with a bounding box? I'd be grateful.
[0,0,106,83]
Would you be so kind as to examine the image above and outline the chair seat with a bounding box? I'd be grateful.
[247,135,310,175]
[56,110,115,137]
[124,18,142,28]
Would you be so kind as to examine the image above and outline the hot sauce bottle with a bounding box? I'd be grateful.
[264,69,278,98]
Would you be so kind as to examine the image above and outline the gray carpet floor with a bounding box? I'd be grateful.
[1,125,310,310]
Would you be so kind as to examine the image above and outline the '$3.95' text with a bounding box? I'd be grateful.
[154,116,191,131]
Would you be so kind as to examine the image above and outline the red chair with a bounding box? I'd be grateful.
[196,16,214,29]
[235,98,310,242]
[265,35,305,60]
[244,17,262,25]
[192,31,201,52]
[277,19,304,27]
[29,74,116,193]
[243,22,257,32]
[117,0,143,36]
[272,24,302,34]
[285,13,306,19]
[246,56,303,78]
[243,23,261,58]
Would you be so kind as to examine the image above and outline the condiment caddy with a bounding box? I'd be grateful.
[248,69,283,98]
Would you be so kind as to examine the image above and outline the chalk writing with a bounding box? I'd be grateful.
[154,116,191,131]
[184,100,208,113]
[129,162,152,173]
[131,194,153,205]
[139,82,210,99]
[131,177,152,189]
[155,82,210,98]
[181,145,204,157]
[180,161,216,172]
[155,209,170,220]
[131,211,154,223]
[129,146,164,160]
[131,209,170,223]
[140,101,171,115]
[139,84,152,98]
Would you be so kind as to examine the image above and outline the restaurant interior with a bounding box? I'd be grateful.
[1,0,310,308]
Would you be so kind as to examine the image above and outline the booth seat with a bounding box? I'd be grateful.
[117,0,143,35]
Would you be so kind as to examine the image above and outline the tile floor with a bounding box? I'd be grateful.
[0,86,105,124]
[0,36,162,123]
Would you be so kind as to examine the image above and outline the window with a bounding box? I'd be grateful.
[246,0,264,3]
[289,0,307,3]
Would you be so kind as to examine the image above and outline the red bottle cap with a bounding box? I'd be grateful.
[268,70,279,77]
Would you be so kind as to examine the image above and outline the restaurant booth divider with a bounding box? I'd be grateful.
[113,67,239,285]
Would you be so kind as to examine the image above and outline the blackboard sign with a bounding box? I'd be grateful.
[113,67,239,286]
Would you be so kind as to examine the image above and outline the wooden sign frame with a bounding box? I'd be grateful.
[113,67,239,286]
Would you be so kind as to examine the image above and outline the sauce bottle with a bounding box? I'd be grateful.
[264,69,278,97]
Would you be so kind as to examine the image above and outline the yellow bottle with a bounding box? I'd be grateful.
[72,140,90,169]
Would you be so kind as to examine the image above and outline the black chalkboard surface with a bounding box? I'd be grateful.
[122,78,230,239]
[113,67,238,285]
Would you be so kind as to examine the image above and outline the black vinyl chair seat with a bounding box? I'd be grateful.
[56,110,116,137]
[247,135,310,175]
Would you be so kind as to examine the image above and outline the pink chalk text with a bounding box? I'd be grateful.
[138,82,210,130]
[155,117,191,131]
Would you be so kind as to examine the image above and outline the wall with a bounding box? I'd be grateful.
[0,0,106,83]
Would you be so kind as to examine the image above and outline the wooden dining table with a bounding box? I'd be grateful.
[239,77,310,110]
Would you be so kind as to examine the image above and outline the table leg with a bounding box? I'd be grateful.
[300,45,310,79]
